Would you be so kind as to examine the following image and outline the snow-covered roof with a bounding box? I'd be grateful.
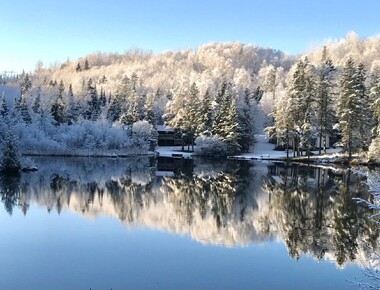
[157,125,175,132]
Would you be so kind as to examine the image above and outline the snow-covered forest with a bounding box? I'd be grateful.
[1,32,380,162]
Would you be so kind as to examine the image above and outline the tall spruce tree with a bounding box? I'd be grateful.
[107,75,131,122]
[238,89,255,152]
[370,67,380,135]
[197,89,213,134]
[85,78,100,121]
[0,129,22,175]
[144,93,156,125]
[355,63,371,150]
[51,80,66,124]
[316,47,336,154]
[338,57,362,159]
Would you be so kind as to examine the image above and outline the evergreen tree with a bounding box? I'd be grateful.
[84,58,90,70]
[338,57,362,159]
[286,58,316,156]
[355,63,371,150]
[51,80,66,124]
[32,87,42,114]
[212,83,231,137]
[370,67,380,135]
[212,83,241,153]
[0,129,22,175]
[19,97,32,124]
[85,78,100,121]
[99,87,107,107]
[144,93,156,125]
[65,84,80,124]
[316,47,336,154]
[76,63,82,72]
[225,99,241,153]
[1,97,8,118]
[238,89,255,152]
[20,74,32,96]
[197,89,213,134]
[107,75,131,122]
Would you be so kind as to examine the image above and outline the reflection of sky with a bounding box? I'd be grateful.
[0,206,367,290]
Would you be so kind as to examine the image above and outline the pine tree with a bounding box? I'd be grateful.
[0,129,22,175]
[107,75,131,122]
[355,63,371,150]
[66,84,80,124]
[184,82,201,150]
[225,99,241,153]
[212,83,231,138]
[86,78,100,121]
[316,47,335,154]
[144,93,156,125]
[370,67,380,135]
[212,83,241,153]
[19,97,32,124]
[287,59,309,156]
[197,89,213,134]
[84,58,90,70]
[237,89,255,152]
[76,63,82,72]
[51,80,66,124]
[1,97,8,118]
[32,87,42,114]
[20,74,32,96]
[338,57,362,159]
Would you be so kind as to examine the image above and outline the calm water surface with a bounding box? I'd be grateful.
[0,157,377,290]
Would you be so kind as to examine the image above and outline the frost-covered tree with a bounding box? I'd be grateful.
[85,78,100,121]
[107,75,132,122]
[370,67,380,135]
[238,89,256,152]
[197,89,213,134]
[51,80,67,124]
[286,58,316,156]
[144,93,156,125]
[355,63,372,150]
[315,47,336,154]
[338,57,362,158]
[0,129,22,175]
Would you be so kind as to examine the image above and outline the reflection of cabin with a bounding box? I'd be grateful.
[156,157,193,176]
[157,125,183,146]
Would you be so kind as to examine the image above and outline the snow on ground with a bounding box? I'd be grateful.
[156,134,343,161]
[232,134,343,160]
[156,146,193,159]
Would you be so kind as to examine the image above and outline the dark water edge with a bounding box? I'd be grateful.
[0,156,378,290]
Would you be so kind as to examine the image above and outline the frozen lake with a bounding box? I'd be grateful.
[0,157,376,290]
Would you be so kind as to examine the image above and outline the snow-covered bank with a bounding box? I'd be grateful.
[155,134,346,164]
[229,134,344,162]
[23,149,155,158]
[156,146,193,159]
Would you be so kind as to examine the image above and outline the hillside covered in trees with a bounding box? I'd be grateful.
[1,32,380,161]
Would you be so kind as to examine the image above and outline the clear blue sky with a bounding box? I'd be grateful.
[1,0,380,73]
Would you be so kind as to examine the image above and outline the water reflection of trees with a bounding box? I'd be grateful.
[0,157,378,267]
[265,164,379,266]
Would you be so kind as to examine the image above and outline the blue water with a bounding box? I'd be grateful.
[0,157,375,289]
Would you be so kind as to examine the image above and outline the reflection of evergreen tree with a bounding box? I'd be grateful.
[0,174,21,215]
[333,172,359,266]
[264,164,379,265]
[161,170,237,229]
